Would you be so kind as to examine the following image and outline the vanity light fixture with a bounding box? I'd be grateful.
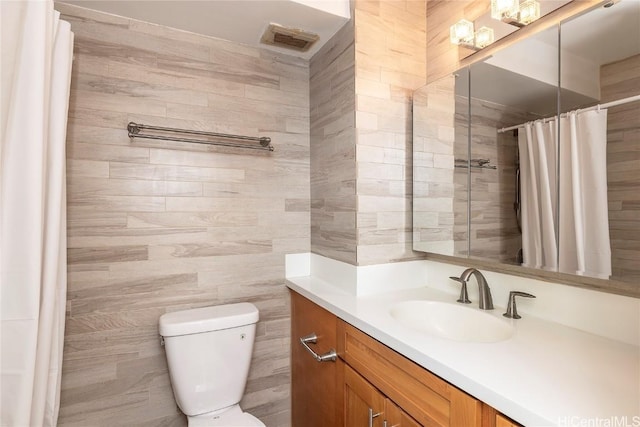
[450,20,495,50]
[474,26,495,48]
[518,0,541,25]
[450,19,475,48]
[491,0,520,22]
[491,0,541,27]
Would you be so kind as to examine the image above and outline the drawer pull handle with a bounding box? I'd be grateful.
[299,333,337,362]
[368,408,381,427]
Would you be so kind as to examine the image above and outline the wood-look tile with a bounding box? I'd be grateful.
[126,211,256,228]
[147,240,272,260]
[156,57,280,89]
[603,54,640,283]
[165,197,284,212]
[60,2,302,425]
[69,178,202,198]
[67,159,110,178]
[72,72,209,107]
[67,195,166,213]
[68,245,148,265]
[68,142,150,164]
[107,59,246,97]
[66,15,210,62]
[149,147,272,170]
[66,100,128,126]
[70,89,167,117]
[109,161,245,183]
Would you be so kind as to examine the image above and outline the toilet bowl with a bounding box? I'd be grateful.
[159,303,265,427]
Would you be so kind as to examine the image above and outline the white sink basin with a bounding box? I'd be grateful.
[389,300,514,343]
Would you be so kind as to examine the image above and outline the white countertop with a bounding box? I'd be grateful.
[287,275,640,427]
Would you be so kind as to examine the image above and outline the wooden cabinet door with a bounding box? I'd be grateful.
[338,320,482,427]
[385,398,423,427]
[344,364,385,427]
[496,414,522,427]
[291,291,339,427]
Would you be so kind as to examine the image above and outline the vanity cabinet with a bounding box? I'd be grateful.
[290,290,523,427]
[496,414,521,427]
[291,290,339,426]
[344,364,420,427]
[338,320,482,427]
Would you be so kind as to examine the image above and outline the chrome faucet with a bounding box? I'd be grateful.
[450,268,494,310]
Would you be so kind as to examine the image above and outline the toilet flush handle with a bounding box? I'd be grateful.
[300,333,337,362]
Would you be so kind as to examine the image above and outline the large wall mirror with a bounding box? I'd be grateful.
[413,0,640,291]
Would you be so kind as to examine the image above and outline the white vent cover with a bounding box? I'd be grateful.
[260,23,319,52]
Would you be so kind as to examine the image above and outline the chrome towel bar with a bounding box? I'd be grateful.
[127,122,274,151]
[299,333,337,362]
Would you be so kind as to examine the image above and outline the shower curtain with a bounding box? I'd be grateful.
[518,110,611,278]
[1,1,73,426]
[518,120,558,271]
[558,110,611,278]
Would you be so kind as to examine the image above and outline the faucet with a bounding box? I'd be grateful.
[450,268,494,310]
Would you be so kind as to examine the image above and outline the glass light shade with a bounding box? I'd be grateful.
[474,27,495,48]
[519,0,541,24]
[491,0,519,20]
[450,19,474,45]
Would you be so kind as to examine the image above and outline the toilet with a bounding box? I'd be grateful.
[159,302,265,427]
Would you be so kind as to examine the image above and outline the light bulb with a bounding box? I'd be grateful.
[491,0,519,20]
[519,0,541,24]
[450,19,475,46]
[475,27,495,48]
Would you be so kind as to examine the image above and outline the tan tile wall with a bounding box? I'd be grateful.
[57,3,309,426]
[354,0,427,265]
[310,21,358,265]
[310,0,427,266]
[412,76,458,255]
[602,54,640,283]
[468,98,532,264]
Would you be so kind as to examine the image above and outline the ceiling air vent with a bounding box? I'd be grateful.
[260,23,319,52]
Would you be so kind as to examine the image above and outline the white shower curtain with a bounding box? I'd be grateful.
[1,1,73,426]
[558,110,611,278]
[518,120,558,271]
[518,110,611,278]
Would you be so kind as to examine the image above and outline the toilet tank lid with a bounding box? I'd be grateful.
[159,303,259,337]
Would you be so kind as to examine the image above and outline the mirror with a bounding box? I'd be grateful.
[560,0,640,283]
[413,72,469,257]
[413,0,640,286]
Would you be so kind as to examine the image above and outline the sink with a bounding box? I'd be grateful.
[389,300,514,343]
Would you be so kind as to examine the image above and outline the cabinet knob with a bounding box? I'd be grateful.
[299,333,337,362]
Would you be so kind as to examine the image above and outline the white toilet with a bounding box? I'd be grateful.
[159,302,265,427]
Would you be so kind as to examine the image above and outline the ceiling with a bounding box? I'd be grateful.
[60,0,350,59]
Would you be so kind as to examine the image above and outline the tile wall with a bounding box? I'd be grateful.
[354,0,427,265]
[310,21,357,265]
[602,54,640,282]
[412,76,458,255]
[468,97,533,263]
[310,0,428,266]
[57,3,309,425]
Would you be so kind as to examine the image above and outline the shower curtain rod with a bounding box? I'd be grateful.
[497,94,640,134]
[127,122,274,151]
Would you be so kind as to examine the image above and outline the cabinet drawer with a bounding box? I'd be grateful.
[337,320,482,427]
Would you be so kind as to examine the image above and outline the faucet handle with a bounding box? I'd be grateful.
[503,291,536,319]
[449,276,471,304]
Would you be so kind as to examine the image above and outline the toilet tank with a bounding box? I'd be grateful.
[159,303,259,416]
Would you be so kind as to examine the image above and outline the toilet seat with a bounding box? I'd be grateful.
[188,405,265,427]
